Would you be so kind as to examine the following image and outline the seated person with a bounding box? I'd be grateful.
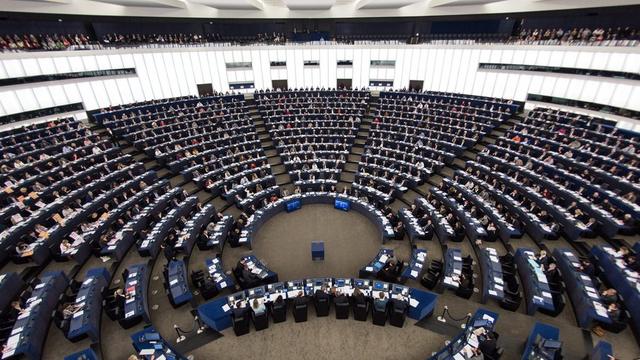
[393,222,405,240]
[544,263,562,291]
[332,288,349,305]
[578,259,595,277]
[236,259,260,287]
[232,300,250,319]
[314,285,330,301]
[485,221,498,242]
[250,298,266,316]
[478,331,500,358]
[389,296,408,313]
[377,259,403,283]
[536,250,551,269]
[626,255,640,272]
[292,291,308,307]
[607,302,621,322]
[421,219,434,240]
[62,303,83,319]
[600,288,618,305]
[15,242,35,258]
[59,239,77,255]
[373,291,388,312]
[453,222,465,242]
[352,288,366,306]
[6,301,27,321]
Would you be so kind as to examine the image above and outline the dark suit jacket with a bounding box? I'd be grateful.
[479,338,498,356]
[293,296,308,306]
[390,298,407,313]
[232,306,249,320]
[334,294,348,305]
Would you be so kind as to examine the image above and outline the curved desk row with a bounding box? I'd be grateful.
[55,171,157,264]
[515,248,555,316]
[174,203,216,255]
[414,198,454,244]
[197,277,437,332]
[202,215,233,251]
[165,259,192,307]
[67,267,111,343]
[238,192,394,249]
[138,196,198,258]
[430,187,487,242]
[90,180,167,258]
[590,245,640,337]
[464,162,553,242]
[120,263,151,329]
[552,248,611,329]
[1,271,68,360]
[0,273,24,317]
[99,182,174,261]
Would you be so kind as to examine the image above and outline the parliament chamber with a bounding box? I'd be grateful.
[0,1,639,359]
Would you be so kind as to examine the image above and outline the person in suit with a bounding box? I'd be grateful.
[333,288,349,306]
[378,259,403,283]
[626,255,640,272]
[422,219,434,240]
[232,300,249,319]
[314,285,330,303]
[373,291,388,312]
[544,262,562,291]
[292,291,308,306]
[536,250,551,269]
[607,302,621,322]
[352,288,366,306]
[478,332,499,358]
[453,221,465,242]
[578,259,596,277]
[600,288,618,305]
[390,296,408,314]
[236,260,260,288]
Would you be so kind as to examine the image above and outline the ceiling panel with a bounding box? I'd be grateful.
[355,0,423,9]
[13,0,70,3]
[92,0,185,8]
[281,0,337,9]
[429,0,504,7]
[188,0,263,9]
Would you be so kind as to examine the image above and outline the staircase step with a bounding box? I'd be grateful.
[344,163,359,172]
[276,174,291,185]
[268,158,283,166]
[271,164,286,173]
[340,172,355,182]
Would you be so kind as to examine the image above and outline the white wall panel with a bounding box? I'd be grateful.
[0,62,8,79]
[15,89,38,110]
[21,59,40,76]
[0,45,638,126]
[4,59,25,77]
[48,85,69,106]
[37,58,56,75]
[32,86,54,108]
[0,91,23,114]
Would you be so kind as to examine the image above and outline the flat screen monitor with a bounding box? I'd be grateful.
[473,319,490,328]
[541,339,562,350]
[286,199,301,212]
[334,199,351,211]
